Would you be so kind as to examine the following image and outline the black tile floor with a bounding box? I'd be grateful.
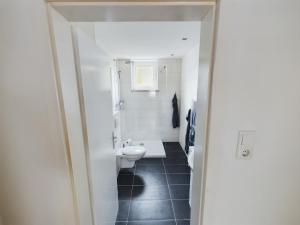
[116,142,191,225]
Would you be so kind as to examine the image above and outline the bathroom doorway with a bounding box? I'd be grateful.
[47,2,216,225]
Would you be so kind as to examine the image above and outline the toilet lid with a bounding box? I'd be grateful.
[122,146,146,156]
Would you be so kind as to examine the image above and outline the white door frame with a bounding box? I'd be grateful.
[46,2,218,225]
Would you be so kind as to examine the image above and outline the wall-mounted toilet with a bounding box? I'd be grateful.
[117,145,146,168]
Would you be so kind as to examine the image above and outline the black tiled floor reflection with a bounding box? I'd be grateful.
[169,185,190,199]
[117,201,130,221]
[136,158,163,165]
[173,200,191,220]
[119,167,135,175]
[167,174,190,185]
[176,220,191,225]
[118,186,132,200]
[128,221,176,225]
[134,173,167,186]
[135,164,165,174]
[116,142,190,225]
[118,174,134,186]
[163,156,188,165]
[129,200,174,221]
[132,185,170,200]
[165,165,190,174]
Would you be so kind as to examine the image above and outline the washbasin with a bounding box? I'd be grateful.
[122,146,146,157]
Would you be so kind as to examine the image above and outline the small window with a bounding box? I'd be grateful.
[131,61,158,91]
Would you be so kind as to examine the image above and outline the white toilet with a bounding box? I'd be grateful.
[117,145,146,168]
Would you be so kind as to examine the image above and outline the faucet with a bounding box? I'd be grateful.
[123,139,132,147]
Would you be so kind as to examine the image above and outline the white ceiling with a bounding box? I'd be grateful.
[94,22,201,59]
[53,5,211,22]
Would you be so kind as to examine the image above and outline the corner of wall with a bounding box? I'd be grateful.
[179,45,200,151]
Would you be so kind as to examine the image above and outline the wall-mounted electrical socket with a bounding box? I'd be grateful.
[236,130,256,159]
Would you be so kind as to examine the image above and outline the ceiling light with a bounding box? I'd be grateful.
[182,37,188,41]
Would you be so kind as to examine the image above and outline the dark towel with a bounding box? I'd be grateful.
[172,94,180,128]
[185,108,196,153]
[185,109,192,151]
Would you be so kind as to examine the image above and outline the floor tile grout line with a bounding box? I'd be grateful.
[162,158,178,225]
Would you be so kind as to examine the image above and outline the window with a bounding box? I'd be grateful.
[131,61,158,91]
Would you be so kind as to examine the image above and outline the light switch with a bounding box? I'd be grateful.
[236,131,256,159]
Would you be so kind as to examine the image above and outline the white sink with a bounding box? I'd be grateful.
[122,146,146,157]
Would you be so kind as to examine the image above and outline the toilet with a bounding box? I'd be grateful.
[117,145,146,168]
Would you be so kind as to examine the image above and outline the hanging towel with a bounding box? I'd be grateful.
[185,108,196,153]
[189,110,196,147]
[185,109,192,152]
[172,93,180,128]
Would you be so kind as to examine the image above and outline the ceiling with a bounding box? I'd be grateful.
[53,4,211,22]
[94,22,201,59]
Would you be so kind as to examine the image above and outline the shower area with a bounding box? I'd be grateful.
[115,59,182,157]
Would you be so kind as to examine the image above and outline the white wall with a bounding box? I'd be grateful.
[119,59,181,142]
[179,45,200,149]
[203,1,300,225]
[73,22,96,42]
[50,8,93,225]
[0,1,77,225]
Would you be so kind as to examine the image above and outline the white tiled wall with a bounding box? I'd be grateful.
[179,45,200,149]
[118,59,181,142]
